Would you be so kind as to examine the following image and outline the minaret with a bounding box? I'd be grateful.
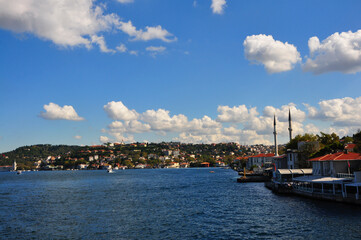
[13,160,17,171]
[273,115,278,156]
[288,109,293,142]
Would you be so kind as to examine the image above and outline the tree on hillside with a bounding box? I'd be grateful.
[318,132,339,146]
[353,130,361,153]
[285,133,318,150]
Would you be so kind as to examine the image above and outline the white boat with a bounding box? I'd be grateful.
[16,170,22,175]
[107,168,113,173]
[113,167,119,170]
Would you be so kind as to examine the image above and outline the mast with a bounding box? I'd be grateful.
[273,115,278,156]
[288,109,293,142]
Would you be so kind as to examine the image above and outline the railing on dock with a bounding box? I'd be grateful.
[337,173,354,178]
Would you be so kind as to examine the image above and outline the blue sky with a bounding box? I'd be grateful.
[1,0,361,152]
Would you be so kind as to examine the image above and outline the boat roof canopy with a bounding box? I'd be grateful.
[276,169,313,175]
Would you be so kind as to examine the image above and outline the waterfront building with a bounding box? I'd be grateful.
[286,150,299,169]
[292,152,361,204]
[273,154,287,169]
[180,162,189,168]
[201,162,210,167]
[247,153,275,169]
[168,162,180,168]
[345,143,356,152]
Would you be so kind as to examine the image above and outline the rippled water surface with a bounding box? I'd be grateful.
[1,168,361,239]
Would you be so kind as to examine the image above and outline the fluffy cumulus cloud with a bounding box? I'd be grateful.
[40,102,84,121]
[0,0,176,52]
[74,135,82,140]
[303,30,361,74]
[0,0,117,48]
[108,120,151,133]
[306,97,361,127]
[217,103,305,136]
[211,0,226,14]
[101,101,309,144]
[263,104,306,123]
[217,105,258,123]
[99,136,110,143]
[243,34,301,73]
[104,101,139,121]
[100,99,361,144]
[141,109,188,132]
[118,21,176,42]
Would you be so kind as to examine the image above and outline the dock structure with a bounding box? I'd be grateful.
[266,151,361,205]
[292,174,361,204]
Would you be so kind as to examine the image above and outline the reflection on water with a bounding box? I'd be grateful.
[1,169,361,239]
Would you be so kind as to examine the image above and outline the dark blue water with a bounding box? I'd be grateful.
[1,168,361,239]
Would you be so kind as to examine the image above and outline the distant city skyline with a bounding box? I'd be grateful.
[1,0,361,152]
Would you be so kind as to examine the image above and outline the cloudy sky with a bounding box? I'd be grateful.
[1,0,361,152]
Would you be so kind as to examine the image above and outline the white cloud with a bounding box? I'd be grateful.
[217,105,258,123]
[0,0,176,51]
[217,103,306,137]
[100,136,110,143]
[91,35,115,53]
[40,102,84,121]
[211,0,226,15]
[141,109,188,132]
[129,50,138,56]
[107,133,135,143]
[104,101,139,121]
[108,120,151,133]
[74,135,82,140]
[304,124,319,134]
[0,0,117,48]
[102,99,361,145]
[146,46,166,57]
[243,34,301,73]
[146,46,166,52]
[116,43,127,53]
[303,30,361,74]
[117,0,134,3]
[306,97,361,126]
[263,104,306,123]
[118,21,177,42]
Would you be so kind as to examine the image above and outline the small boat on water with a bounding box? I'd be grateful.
[107,168,113,173]
[113,166,119,170]
[16,170,22,175]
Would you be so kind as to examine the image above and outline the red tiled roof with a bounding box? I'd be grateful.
[250,153,275,158]
[309,152,361,161]
[345,144,356,149]
[236,156,248,160]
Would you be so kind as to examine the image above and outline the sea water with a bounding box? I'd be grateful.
[1,168,361,239]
